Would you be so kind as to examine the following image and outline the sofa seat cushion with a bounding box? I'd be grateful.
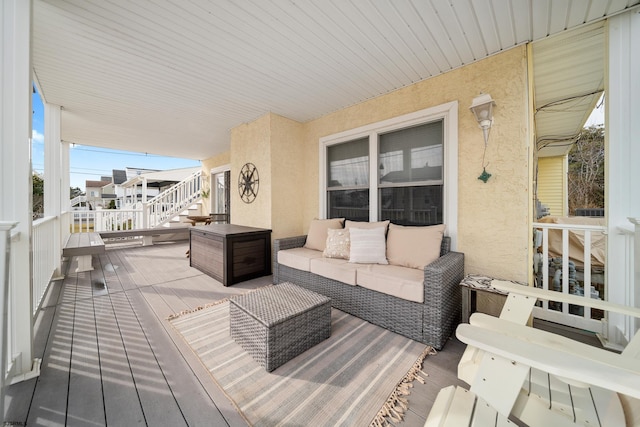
[310,258,359,286]
[356,264,424,303]
[277,248,324,272]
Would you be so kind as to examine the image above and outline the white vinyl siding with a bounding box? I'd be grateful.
[537,156,567,216]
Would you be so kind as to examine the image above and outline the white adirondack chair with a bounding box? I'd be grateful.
[425,280,640,427]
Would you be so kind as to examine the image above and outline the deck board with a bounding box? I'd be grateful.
[94,294,146,426]
[66,276,106,427]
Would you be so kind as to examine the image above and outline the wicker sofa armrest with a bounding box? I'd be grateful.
[423,251,465,348]
[423,251,464,299]
[273,235,307,252]
[272,235,308,283]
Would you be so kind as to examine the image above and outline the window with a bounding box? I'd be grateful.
[327,137,369,222]
[320,102,458,244]
[379,122,443,225]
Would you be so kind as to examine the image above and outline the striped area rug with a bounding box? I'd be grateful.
[170,300,433,427]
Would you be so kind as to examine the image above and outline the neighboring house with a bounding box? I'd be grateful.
[2,1,638,389]
[84,180,112,209]
[536,156,567,217]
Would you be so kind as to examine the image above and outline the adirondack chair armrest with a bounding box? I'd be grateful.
[492,280,640,319]
[456,321,640,400]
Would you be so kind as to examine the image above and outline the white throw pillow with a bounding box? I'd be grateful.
[348,227,388,264]
[323,228,350,259]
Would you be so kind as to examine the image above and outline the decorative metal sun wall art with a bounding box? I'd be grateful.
[238,162,259,203]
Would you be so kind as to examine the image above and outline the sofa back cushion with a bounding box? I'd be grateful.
[386,223,446,269]
[304,218,345,251]
[345,220,390,233]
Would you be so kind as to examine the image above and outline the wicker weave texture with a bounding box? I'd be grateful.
[272,235,464,350]
[229,282,331,372]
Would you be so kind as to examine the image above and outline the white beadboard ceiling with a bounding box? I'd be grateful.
[32,0,640,160]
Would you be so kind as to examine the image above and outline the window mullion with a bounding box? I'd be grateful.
[369,131,379,222]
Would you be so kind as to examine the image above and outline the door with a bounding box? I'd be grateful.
[211,170,230,223]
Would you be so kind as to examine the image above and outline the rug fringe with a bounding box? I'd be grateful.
[166,285,273,320]
[369,345,437,427]
[167,298,228,320]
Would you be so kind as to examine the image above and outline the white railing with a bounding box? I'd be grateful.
[533,221,608,332]
[94,209,144,232]
[71,210,96,232]
[69,195,87,207]
[146,170,202,228]
[32,216,57,314]
[68,172,202,234]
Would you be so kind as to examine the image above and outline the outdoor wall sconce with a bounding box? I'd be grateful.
[469,93,496,183]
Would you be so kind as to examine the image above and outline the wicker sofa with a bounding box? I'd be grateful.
[272,232,464,350]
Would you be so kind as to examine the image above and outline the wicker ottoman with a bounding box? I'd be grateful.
[229,282,331,372]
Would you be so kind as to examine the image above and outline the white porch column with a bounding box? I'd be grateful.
[0,0,36,382]
[606,10,640,347]
[44,103,63,276]
[142,177,148,202]
[60,141,71,246]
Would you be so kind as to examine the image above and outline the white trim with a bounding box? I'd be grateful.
[210,165,230,215]
[319,101,459,248]
[209,164,231,175]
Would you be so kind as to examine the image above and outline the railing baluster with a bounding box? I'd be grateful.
[542,227,549,311]
[562,228,569,314]
[583,231,592,320]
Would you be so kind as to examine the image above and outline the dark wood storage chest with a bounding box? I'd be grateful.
[189,224,272,286]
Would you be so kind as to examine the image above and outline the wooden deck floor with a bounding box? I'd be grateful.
[3,241,598,426]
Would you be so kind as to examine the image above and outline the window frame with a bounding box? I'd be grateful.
[319,101,458,249]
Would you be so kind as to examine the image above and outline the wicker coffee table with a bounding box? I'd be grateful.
[229,282,331,372]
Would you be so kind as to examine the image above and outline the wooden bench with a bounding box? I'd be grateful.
[63,232,105,272]
[99,226,189,246]
[425,280,640,427]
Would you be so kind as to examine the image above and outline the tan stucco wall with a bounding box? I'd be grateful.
[230,114,272,230]
[269,114,304,240]
[302,46,531,281]
[217,46,532,282]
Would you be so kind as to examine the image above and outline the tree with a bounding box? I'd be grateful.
[33,173,44,219]
[33,174,88,217]
[70,187,84,198]
[568,125,604,214]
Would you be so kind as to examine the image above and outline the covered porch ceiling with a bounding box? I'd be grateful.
[32,0,640,161]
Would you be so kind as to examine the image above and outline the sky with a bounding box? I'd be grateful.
[31,90,201,191]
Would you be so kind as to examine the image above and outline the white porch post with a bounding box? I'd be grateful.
[142,177,148,202]
[60,141,70,246]
[631,218,640,336]
[0,222,18,424]
[43,103,63,276]
[606,10,640,347]
[0,0,36,384]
